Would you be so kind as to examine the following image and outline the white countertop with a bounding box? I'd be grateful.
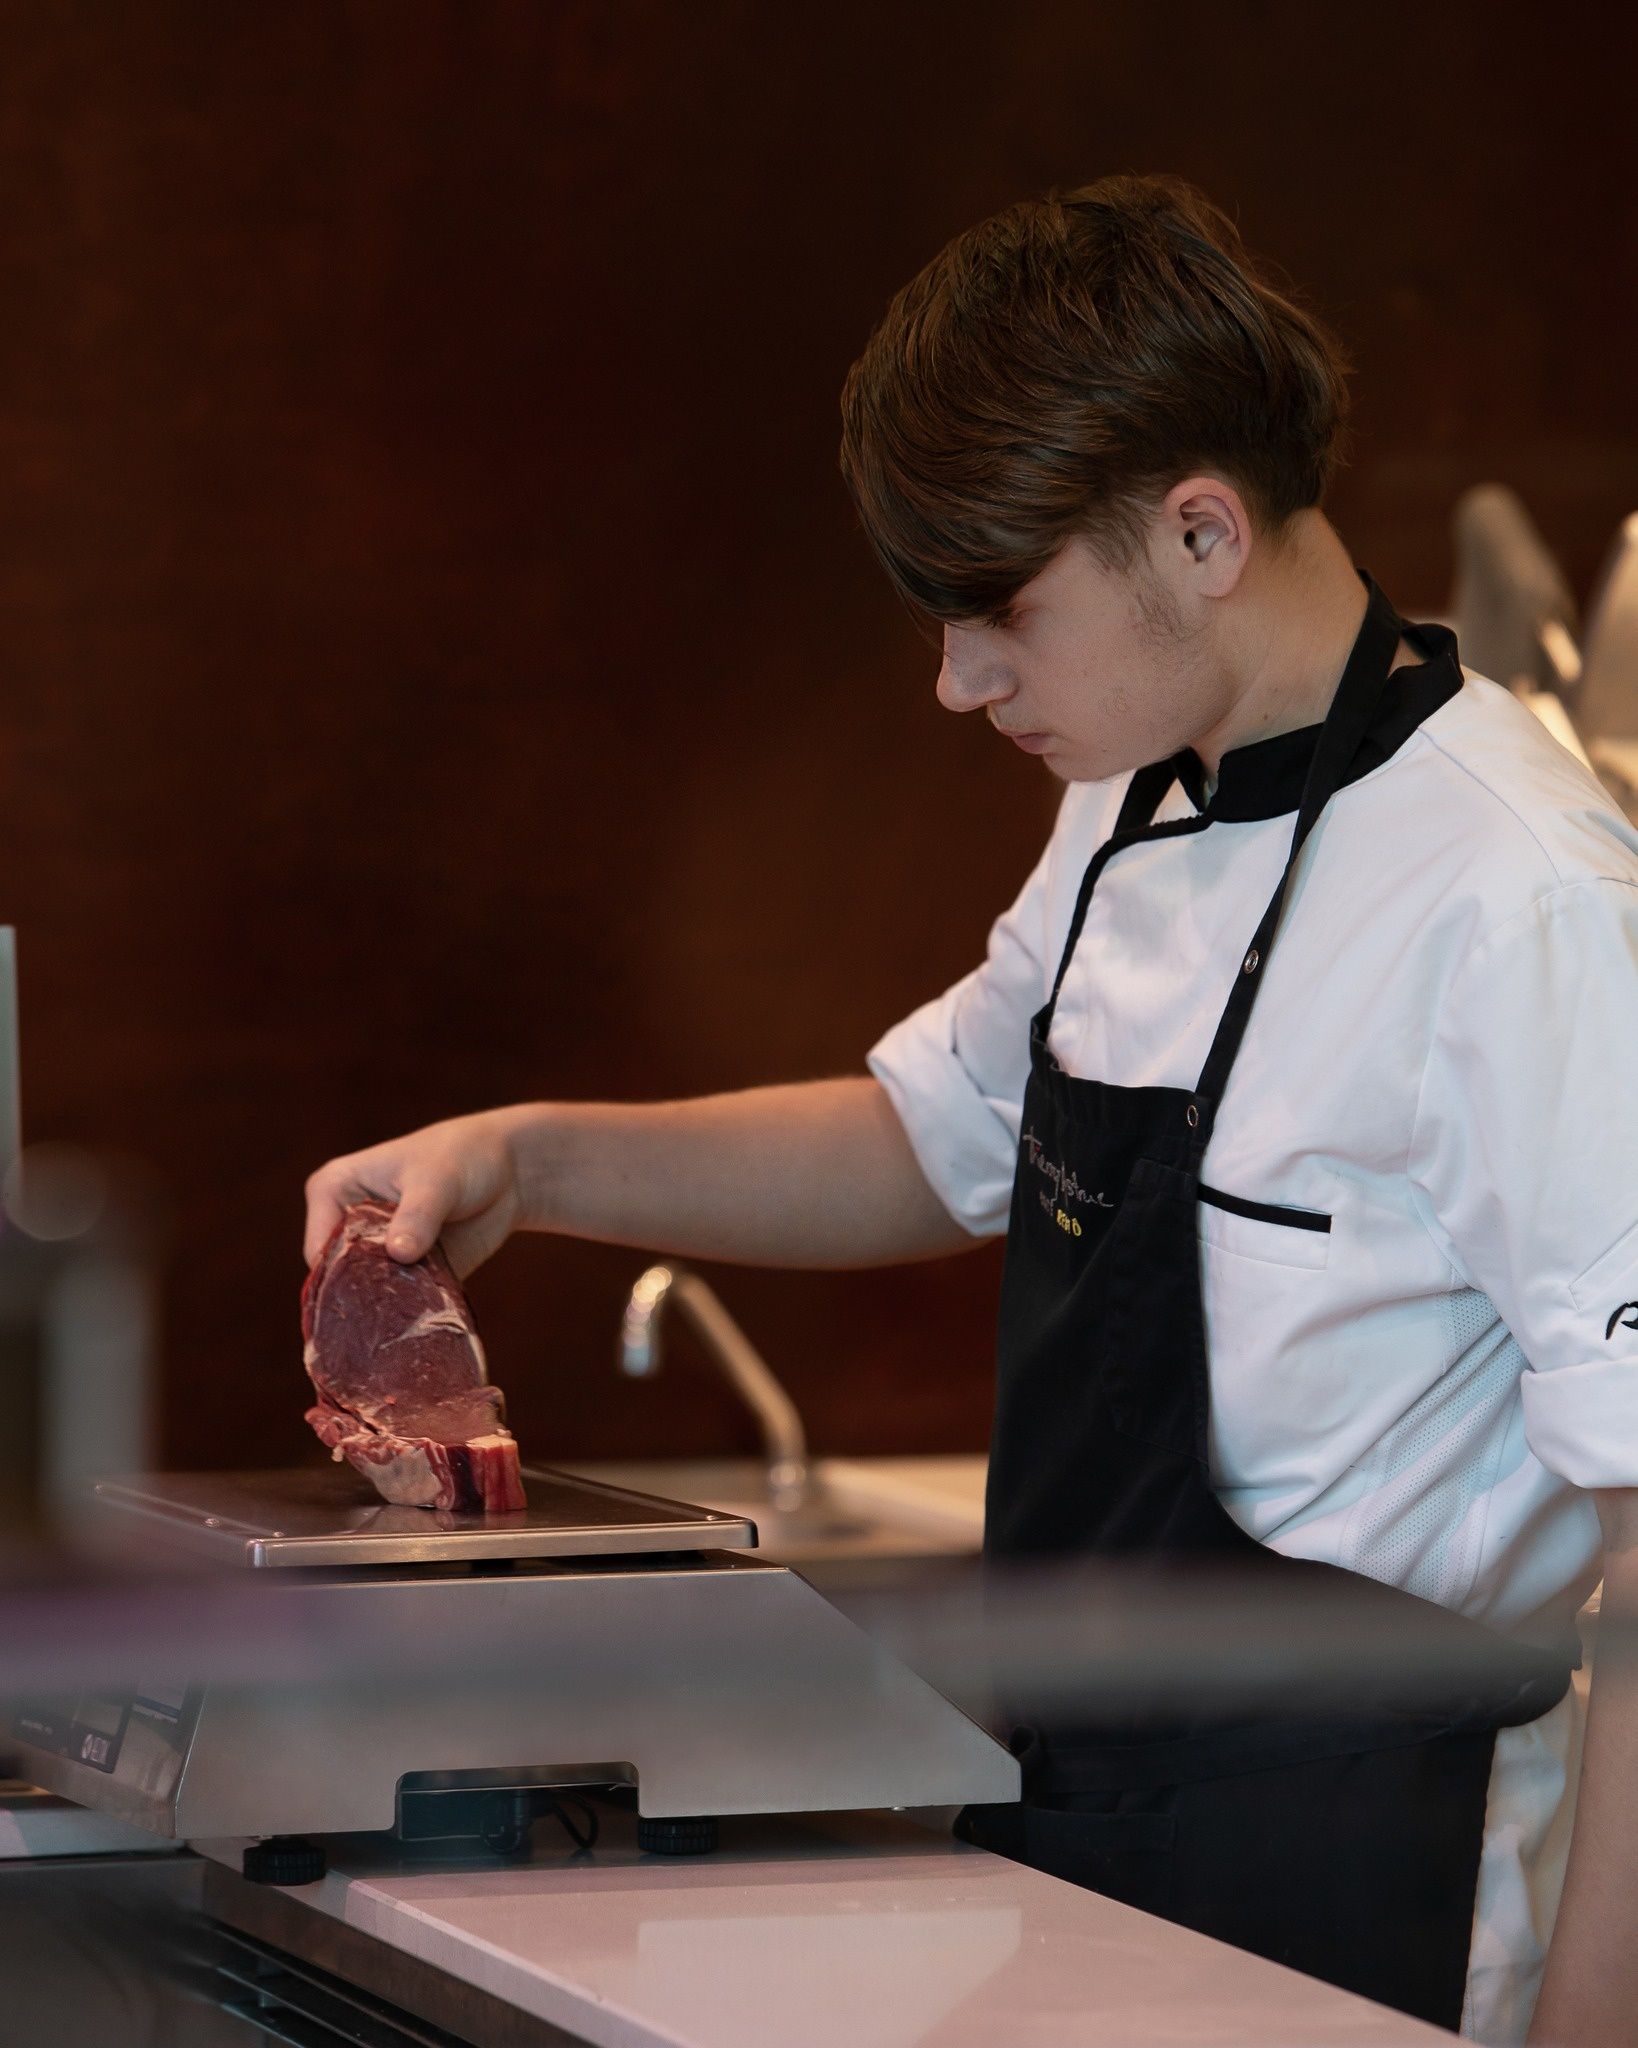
[0,1786,181,1861]
[556,1456,987,1565]
[197,1808,1446,2047]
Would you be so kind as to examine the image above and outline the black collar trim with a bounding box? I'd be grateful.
[1168,652,1463,823]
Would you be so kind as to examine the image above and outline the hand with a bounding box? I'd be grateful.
[303,1110,525,1277]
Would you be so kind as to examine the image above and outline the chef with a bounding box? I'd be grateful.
[305,174,1638,2046]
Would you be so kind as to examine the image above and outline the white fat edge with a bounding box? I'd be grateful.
[345,1440,445,1508]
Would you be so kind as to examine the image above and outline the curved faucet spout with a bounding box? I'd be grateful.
[618,1264,809,1513]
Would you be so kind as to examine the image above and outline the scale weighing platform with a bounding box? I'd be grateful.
[6,1464,1019,1875]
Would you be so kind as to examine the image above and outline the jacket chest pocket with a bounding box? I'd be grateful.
[1197,1181,1333,1271]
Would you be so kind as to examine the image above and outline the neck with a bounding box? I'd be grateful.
[1188,516,1388,779]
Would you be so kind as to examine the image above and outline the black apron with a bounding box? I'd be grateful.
[955,572,1572,2031]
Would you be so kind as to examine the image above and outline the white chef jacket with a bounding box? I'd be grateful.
[869,667,1638,2044]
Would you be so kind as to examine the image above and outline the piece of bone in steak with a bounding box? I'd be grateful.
[301,1199,526,1513]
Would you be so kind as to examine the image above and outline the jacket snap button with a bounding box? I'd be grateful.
[1185,1103,1199,1129]
[1243,949,1260,974]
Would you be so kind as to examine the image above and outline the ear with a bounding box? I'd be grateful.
[1158,475,1253,598]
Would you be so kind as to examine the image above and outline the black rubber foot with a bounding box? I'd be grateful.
[637,1814,718,1856]
[242,1835,328,1885]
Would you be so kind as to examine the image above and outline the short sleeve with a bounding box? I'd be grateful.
[1407,878,1638,1488]
[867,840,1052,1237]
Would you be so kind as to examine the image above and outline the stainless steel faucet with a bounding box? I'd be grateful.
[618,1265,809,1512]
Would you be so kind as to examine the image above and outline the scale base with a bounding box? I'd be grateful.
[242,1836,327,1886]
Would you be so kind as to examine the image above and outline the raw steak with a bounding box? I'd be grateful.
[302,1199,526,1513]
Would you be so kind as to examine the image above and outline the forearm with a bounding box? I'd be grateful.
[1528,1490,1638,2047]
[498,1075,979,1268]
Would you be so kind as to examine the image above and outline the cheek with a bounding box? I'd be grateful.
[1049,663,1180,781]
[1057,662,1138,745]
[1108,645,1191,751]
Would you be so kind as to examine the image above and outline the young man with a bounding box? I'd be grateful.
[304,177,1638,2045]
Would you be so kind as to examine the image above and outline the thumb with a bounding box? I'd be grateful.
[384,1171,458,1263]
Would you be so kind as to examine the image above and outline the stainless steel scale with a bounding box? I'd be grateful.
[7,1465,1018,1874]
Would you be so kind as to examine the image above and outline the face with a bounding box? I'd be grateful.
[935,524,1238,783]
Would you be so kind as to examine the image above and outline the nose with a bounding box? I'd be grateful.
[937,628,1015,716]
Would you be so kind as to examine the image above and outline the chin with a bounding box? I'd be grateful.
[1051,752,1106,784]
[1065,739,1174,786]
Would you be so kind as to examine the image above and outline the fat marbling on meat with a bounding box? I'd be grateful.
[301,1198,526,1513]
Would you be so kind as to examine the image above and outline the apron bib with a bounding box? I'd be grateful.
[956,573,1572,2030]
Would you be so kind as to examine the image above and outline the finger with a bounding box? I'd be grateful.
[303,1168,355,1269]
[384,1169,458,1263]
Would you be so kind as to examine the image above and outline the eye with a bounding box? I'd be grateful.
[982,607,1017,632]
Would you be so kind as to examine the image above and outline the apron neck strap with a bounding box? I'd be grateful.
[1187,571,1409,1143]
[1042,756,1180,1021]
[1039,571,1427,1119]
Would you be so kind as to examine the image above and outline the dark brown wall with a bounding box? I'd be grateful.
[3,2,1634,1469]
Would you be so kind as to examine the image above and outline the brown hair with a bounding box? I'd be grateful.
[837,173,1352,626]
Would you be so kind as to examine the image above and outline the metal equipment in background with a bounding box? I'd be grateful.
[5,1462,1019,1878]
[0,926,161,1545]
[0,928,19,1193]
[1451,489,1638,818]
[620,1262,810,1512]
[1575,512,1638,803]
[1451,484,1583,698]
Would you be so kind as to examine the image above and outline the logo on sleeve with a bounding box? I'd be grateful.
[1606,1301,1638,1340]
